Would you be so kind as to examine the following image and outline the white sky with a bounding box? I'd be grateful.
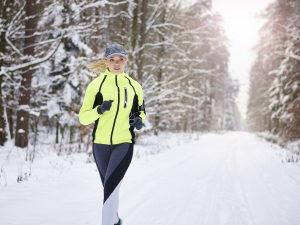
[211,0,274,120]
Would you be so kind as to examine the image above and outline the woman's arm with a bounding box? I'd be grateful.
[135,84,146,123]
[79,82,101,125]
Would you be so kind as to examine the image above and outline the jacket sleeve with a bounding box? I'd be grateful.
[78,80,101,125]
[135,83,146,123]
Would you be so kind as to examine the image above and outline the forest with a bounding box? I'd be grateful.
[247,0,300,145]
[0,0,241,160]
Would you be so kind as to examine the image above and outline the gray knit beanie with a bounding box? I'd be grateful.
[105,44,127,59]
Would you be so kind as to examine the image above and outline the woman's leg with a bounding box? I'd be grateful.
[93,143,111,186]
[103,143,133,225]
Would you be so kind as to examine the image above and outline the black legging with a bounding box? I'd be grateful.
[93,142,133,225]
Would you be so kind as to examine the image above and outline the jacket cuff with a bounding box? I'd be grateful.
[97,105,103,115]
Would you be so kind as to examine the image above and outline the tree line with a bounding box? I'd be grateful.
[0,0,239,157]
[247,0,300,142]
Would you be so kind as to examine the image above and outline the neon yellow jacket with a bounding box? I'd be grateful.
[79,69,146,145]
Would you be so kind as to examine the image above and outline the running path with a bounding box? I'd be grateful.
[121,131,300,225]
[1,131,300,225]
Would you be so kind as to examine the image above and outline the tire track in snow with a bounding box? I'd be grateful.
[201,136,255,225]
[214,143,255,225]
[236,135,291,225]
[121,149,198,225]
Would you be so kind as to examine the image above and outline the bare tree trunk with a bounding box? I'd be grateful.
[129,0,139,78]
[208,56,215,130]
[56,120,59,144]
[203,75,208,131]
[120,2,127,45]
[70,125,74,144]
[0,0,9,145]
[15,0,38,147]
[31,115,39,162]
[154,68,162,135]
[7,105,14,139]
[94,7,101,54]
[137,0,148,83]
[6,71,15,139]
[154,7,166,135]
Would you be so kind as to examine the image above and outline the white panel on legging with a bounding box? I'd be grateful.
[102,179,123,225]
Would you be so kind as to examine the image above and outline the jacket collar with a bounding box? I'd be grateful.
[104,69,128,78]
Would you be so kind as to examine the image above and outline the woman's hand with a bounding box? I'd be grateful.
[97,100,114,114]
[132,117,143,130]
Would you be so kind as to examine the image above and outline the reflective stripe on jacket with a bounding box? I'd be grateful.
[79,69,146,145]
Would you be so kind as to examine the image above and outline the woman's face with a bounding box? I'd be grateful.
[105,55,127,75]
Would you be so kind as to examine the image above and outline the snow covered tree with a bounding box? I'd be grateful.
[14,0,40,147]
[165,0,238,132]
[248,0,300,141]
[0,0,63,148]
[0,0,13,145]
[269,1,300,141]
[247,0,289,132]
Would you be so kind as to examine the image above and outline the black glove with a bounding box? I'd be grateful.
[97,100,113,114]
[132,117,143,130]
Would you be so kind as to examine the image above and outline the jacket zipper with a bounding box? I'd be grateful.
[124,87,127,108]
[110,75,120,145]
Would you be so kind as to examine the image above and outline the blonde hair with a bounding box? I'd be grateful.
[87,58,106,74]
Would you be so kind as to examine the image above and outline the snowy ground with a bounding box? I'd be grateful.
[1,131,300,225]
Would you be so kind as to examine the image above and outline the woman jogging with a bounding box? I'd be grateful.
[79,44,146,225]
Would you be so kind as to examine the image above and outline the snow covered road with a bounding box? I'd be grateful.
[1,131,300,225]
